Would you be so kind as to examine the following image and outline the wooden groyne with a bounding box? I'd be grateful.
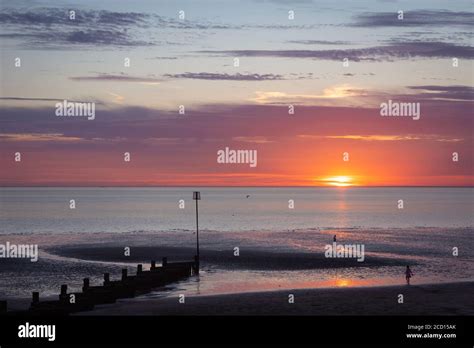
[2,256,198,315]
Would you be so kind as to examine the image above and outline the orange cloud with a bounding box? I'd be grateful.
[298,134,464,142]
[0,133,84,142]
[252,85,367,105]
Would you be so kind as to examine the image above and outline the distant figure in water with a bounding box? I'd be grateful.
[405,265,413,285]
[246,195,250,198]
[333,235,337,242]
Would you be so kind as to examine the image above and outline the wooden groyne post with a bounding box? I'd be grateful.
[82,278,90,292]
[59,284,68,301]
[104,273,110,285]
[121,269,128,281]
[32,292,39,305]
[6,256,198,316]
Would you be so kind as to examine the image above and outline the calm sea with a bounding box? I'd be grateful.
[0,187,472,234]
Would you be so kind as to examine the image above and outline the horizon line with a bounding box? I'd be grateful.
[1,185,473,188]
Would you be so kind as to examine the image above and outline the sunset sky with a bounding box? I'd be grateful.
[0,0,472,186]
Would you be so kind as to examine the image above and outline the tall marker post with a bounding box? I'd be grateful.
[193,191,201,274]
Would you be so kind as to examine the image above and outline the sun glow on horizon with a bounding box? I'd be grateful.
[321,176,355,187]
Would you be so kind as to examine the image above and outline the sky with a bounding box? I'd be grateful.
[0,0,473,186]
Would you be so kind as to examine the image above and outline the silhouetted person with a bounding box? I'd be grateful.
[405,265,413,285]
[333,235,337,242]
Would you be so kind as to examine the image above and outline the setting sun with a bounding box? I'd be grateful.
[321,176,354,187]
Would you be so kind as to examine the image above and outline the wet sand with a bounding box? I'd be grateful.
[1,233,471,315]
[82,281,474,316]
[0,243,414,311]
[48,244,410,270]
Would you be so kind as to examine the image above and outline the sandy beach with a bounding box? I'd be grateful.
[1,227,473,315]
[81,281,474,316]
